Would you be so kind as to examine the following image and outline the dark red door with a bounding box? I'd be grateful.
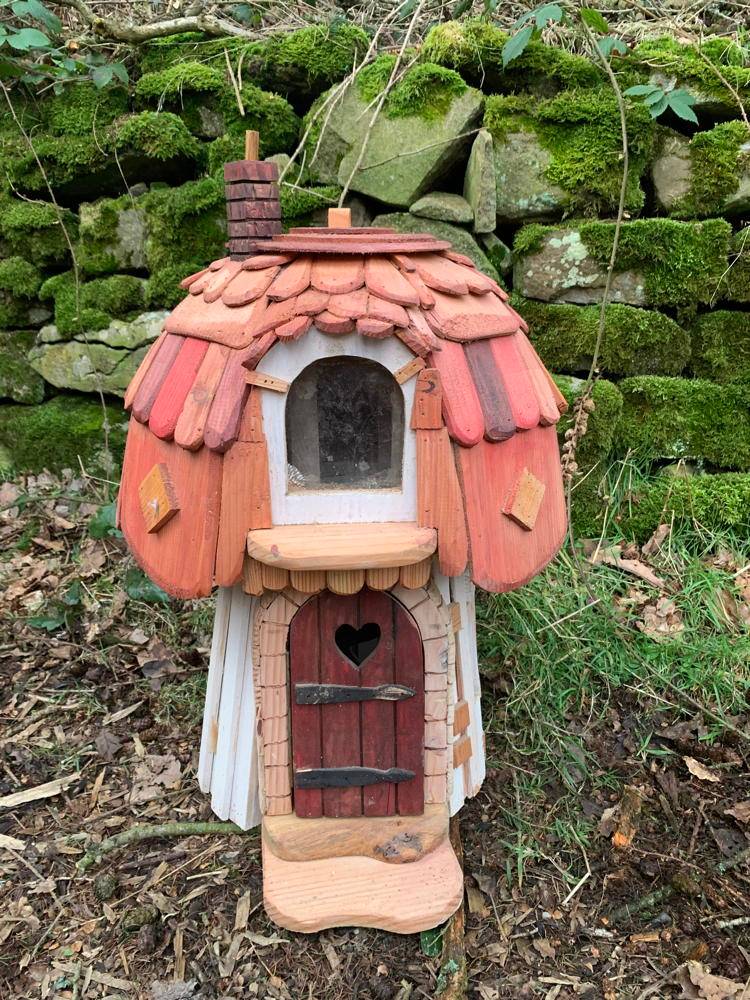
[289,589,424,819]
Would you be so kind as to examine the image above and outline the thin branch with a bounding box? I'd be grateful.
[77,820,249,872]
[53,0,258,42]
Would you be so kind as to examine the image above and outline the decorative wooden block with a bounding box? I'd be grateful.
[410,369,443,430]
[453,699,470,735]
[244,370,290,393]
[365,566,400,591]
[327,207,351,228]
[503,468,546,531]
[452,734,473,768]
[290,569,326,594]
[394,357,426,385]
[138,463,179,533]
[399,559,431,590]
[247,523,436,571]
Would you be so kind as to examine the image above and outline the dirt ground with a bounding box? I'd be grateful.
[2,473,750,1000]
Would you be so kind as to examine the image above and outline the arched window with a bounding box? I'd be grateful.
[285,356,404,491]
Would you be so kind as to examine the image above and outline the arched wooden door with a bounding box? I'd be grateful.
[289,589,424,819]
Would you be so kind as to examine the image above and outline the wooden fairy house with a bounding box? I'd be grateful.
[118,132,568,934]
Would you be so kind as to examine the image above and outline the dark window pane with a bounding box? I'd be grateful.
[286,356,404,490]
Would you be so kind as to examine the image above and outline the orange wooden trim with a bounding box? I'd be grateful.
[452,700,470,736]
[138,463,179,534]
[289,570,326,594]
[242,556,264,596]
[416,428,468,578]
[124,331,166,411]
[365,566,400,590]
[411,368,443,430]
[326,568,365,595]
[394,357,426,385]
[452,734,472,768]
[244,370,289,393]
[262,564,290,591]
[399,559,431,589]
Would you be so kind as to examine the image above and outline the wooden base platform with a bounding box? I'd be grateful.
[263,803,448,865]
[262,836,463,933]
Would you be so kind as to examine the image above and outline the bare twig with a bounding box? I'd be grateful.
[52,0,257,42]
[77,820,249,872]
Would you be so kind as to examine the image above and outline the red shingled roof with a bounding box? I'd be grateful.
[119,227,569,597]
[124,232,563,455]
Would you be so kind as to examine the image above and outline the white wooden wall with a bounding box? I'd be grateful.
[198,585,262,830]
[448,571,485,814]
[256,328,418,525]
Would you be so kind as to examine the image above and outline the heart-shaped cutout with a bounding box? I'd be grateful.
[335,622,381,667]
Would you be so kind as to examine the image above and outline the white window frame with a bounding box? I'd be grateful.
[256,328,417,525]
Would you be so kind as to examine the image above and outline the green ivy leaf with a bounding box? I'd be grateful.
[12,0,61,33]
[28,609,67,631]
[580,6,609,32]
[597,36,627,58]
[533,2,563,26]
[89,502,120,539]
[644,87,667,106]
[502,24,534,67]
[647,92,670,118]
[91,63,115,88]
[420,925,443,956]
[6,26,50,50]
[124,568,170,604]
[62,580,83,606]
[623,83,661,97]
[668,88,699,124]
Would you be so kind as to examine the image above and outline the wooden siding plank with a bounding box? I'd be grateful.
[463,339,515,442]
[174,342,230,451]
[359,589,396,817]
[149,337,210,440]
[416,427,468,578]
[429,339,484,447]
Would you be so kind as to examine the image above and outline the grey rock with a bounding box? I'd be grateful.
[373,212,498,280]
[0,331,45,404]
[478,232,512,277]
[410,192,473,224]
[514,228,646,305]
[463,129,496,233]
[651,132,692,212]
[128,182,149,198]
[307,80,483,208]
[493,130,565,223]
[29,311,166,396]
[78,197,148,274]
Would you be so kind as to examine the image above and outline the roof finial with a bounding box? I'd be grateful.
[224,129,281,259]
[328,207,352,228]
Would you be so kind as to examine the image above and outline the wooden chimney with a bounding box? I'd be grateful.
[224,130,282,259]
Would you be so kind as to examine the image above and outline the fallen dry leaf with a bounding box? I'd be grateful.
[676,960,747,999]
[599,786,644,850]
[586,542,667,589]
[642,523,670,557]
[684,757,721,783]
[725,800,750,824]
[129,754,182,805]
[637,597,685,641]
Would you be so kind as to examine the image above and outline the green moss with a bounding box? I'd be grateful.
[207,134,244,175]
[76,194,148,277]
[0,257,42,299]
[138,22,368,95]
[517,297,690,377]
[357,57,467,121]
[632,36,750,107]
[719,227,750,302]
[219,84,299,155]
[553,375,623,536]
[484,90,653,215]
[0,330,45,404]
[39,82,129,136]
[0,130,109,193]
[513,223,548,258]
[145,264,197,310]
[616,376,750,470]
[580,218,732,308]
[40,272,146,337]
[257,22,369,93]
[135,62,225,101]
[0,258,44,329]
[0,198,77,265]
[115,111,203,162]
[280,183,340,222]
[421,20,602,92]
[0,395,126,478]
[691,310,750,384]
[143,177,225,274]
[670,121,750,219]
[619,473,750,542]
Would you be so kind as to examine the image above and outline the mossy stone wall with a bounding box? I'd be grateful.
[1,19,748,543]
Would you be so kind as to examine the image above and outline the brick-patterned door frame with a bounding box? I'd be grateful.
[252,583,452,817]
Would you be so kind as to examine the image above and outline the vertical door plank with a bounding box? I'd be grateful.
[319,591,362,818]
[289,597,322,817]
[359,589,396,816]
[394,603,424,815]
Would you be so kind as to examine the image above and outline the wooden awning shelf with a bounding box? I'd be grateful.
[246,522,437,571]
